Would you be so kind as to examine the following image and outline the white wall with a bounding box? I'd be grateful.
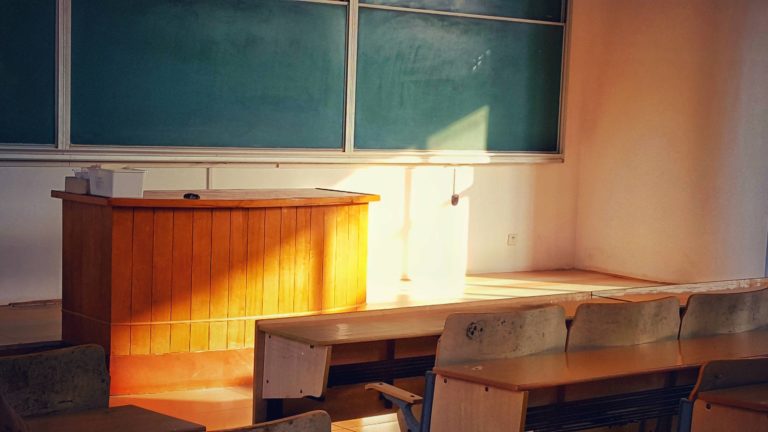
[568,0,768,282]
[0,163,577,304]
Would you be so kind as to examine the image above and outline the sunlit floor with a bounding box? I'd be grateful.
[110,386,400,432]
[1,269,658,431]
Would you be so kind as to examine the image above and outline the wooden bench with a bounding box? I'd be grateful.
[252,292,617,421]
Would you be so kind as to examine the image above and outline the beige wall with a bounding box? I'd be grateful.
[568,0,768,282]
[0,163,576,304]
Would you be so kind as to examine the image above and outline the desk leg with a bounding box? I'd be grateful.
[253,329,268,423]
[430,374,527,432]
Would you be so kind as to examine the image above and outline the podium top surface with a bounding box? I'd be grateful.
[51,188,380,209]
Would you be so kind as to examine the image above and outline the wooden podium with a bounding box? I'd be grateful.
[52,188,379,394]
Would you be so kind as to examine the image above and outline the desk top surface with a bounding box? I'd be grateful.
[594,279,768,305]
[52,188,380,208]
[259,294,620,345]
[699,383,768,412]
[433,330,768,392]
[25,404,205,432]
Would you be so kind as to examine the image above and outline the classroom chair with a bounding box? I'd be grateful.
[216,410,331,432]
[679,287,768,339]
[566,297,681,431]
[567,296,680,351]
[0,344,109,417]
[366,304,567,432]
[678,357,768,432]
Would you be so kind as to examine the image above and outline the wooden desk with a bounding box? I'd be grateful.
[693,383,768,432]
[25,405,205,432]
[594,278,768,304]
[52,188,379,394]
[430,330,768,431]
[253,293,620,421]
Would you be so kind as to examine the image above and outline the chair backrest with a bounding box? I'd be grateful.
[567,297,680,351]
[0,344,109,417]
[679,288,768,339]
[216,410,331,432]
[435,304,567,367]
[689,357,768,400]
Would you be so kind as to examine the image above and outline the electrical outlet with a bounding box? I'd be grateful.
[507,233,517,246]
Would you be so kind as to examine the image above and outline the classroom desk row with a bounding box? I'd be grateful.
[253,277,768,428]
[431,330,768,431]
[252,292,616,421]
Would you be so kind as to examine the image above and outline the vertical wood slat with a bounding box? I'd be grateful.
[278,208,297,314]
[151,210,173,355]
[111,209,133,356]
[335,206,350,308]
[191,209,212,352]
[245,209,266,347]
[347,205,361,307]
[322,206,338,310]
[99,206,114,349]
[263,208,281,315]
[228,209,247,349]
[61,201,79,343]
[308,207,325,312]
[80,204,101,325]
[170,210,193,353]
[210,209,231,351]
[357,204,369,305]
[130,209,154,355]
[294,208,311,313]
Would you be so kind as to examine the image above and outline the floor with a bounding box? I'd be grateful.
[1,269,657,431]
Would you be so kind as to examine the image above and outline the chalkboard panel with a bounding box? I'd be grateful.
[0,0,56,145]
[362,0,564,23]
[71,0,346,149]
[354,9,563,152]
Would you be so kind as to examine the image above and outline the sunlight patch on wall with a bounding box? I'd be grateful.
[426,106,489,151]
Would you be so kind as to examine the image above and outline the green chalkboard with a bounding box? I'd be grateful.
[71,0,347,149]
[354,9,563,152]
[362,0,564,23]
[0,0,56,145]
